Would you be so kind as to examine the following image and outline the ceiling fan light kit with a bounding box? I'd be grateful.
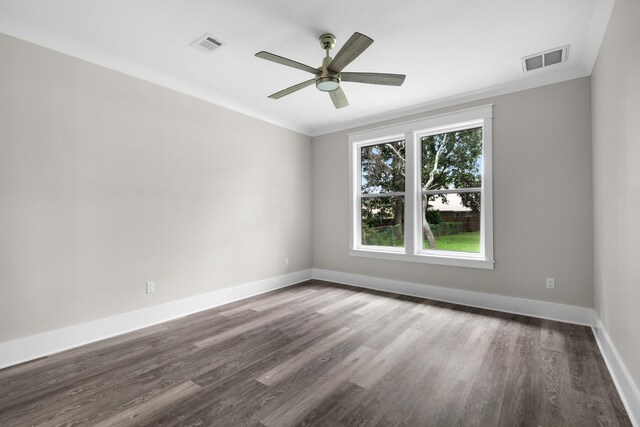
[316,76,340,92]
[255,32,406,109]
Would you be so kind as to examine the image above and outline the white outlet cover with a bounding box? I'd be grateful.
[546,278,555,289]
[146,281,156,293]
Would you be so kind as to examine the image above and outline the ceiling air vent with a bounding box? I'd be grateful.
[191,34,224,54]
[521,45,569,72]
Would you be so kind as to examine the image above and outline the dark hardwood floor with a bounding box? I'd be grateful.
[0,280,631,426]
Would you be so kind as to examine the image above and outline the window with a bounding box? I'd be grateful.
[349,105,494,269]
[360,139,405,248]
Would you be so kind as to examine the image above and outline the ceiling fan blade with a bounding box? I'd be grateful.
[255,51,320,75]
[268,79,316,99]
[329,87,349,109]
[327,32,373,73]
[340,72,406,86]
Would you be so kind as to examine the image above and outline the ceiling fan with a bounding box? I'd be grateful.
[255,32,406,109]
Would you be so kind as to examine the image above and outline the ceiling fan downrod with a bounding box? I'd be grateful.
[317,33,340,92]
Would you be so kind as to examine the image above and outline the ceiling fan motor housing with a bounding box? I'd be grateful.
[316,54,340,92]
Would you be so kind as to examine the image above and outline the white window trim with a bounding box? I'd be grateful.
[348,104,494,270]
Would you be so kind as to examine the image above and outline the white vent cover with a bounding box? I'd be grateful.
[521,45,569,72]
[190,34,224,53]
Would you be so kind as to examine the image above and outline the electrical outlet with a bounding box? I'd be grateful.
[146,281,156,294]
[546,278,555,289]
[284,257,289,266]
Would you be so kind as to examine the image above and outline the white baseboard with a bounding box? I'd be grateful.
[0,269,313,370]
[312,268,596,326]
[592,319,640,426]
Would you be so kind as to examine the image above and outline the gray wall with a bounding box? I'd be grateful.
[312,78,593,307]
[0,33,312,342]
[592,0,640,389]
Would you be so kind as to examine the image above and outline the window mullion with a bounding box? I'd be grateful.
[481,118,493,261]
[350,142,360,250]
[404,132,418,255]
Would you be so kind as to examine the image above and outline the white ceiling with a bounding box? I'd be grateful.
[0,0,613,136]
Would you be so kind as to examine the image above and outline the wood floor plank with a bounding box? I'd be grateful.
[345,298,406,334]
[297,380,368,426]
[496,317,543,426]
[3,309,323,426]
[193,308,296,348]
[257,326,357,387]
[0,282,631,427]
[154,322,361,425]
[245,288,316,313]
[0,332,196,415]
[4,335,218,425]
[358,306,423,350]
[95,311,329,426]
[560,322,624,426]
[316,292,369,314]
[349,327,425,389]
[216,285,312,317]
[92,380,201,427]
[190,314,357,391]
[540,347,569,426]
[30,328,296,426]
[260,346,375,427]
[352,293,396,315]
[458,312,520,427]
[186,331,365,426]
[0,324,172,401]
[344,305,480,426]
[0,324,170,384]
[175,379,269,427]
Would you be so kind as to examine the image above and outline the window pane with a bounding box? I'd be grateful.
[421,127,482,191]
[361,196,404,247]
[422,192,480,253]
[361,140,405,194]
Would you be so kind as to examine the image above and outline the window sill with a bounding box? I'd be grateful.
[349,248,495,270]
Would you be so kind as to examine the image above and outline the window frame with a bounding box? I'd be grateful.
[354,135,407,253]
[348,105,494,270]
